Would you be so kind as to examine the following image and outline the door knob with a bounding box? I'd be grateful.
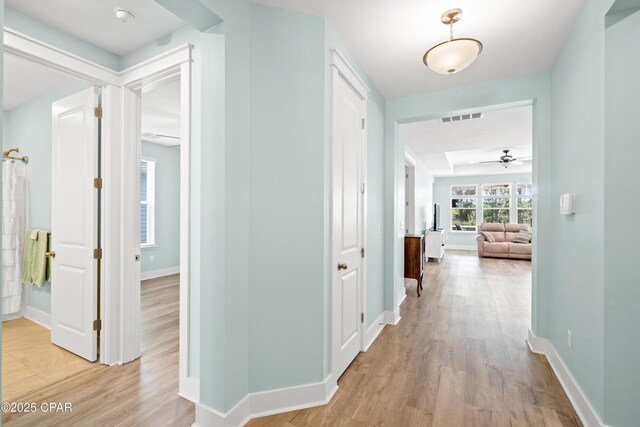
[337,262,348,270]
[45,251,56,258]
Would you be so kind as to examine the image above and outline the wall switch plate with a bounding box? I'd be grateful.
[567,329,572,349]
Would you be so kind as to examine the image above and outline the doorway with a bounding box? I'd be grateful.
[1,51,102,403]
[1,24,196,416]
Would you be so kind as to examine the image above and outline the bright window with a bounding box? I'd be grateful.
[482,183,511,224]
[140,158,156,247]
[516,182,533,227]
[451,185,477,232]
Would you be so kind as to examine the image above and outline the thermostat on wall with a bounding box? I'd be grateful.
[560,193,575,215]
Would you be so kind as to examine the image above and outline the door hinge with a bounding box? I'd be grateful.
[361,183,365,194]
[361,313,364,323]
[93,248,103,260]
[361,248,365,258]
[93,178,103,189]
[93,319,102,331]
[362,118,365,129]
[94,107,103,118]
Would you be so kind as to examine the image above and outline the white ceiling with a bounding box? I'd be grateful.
[403,105,532,177]
[141,80,181,146]
[252,0,586,99]
[3,54,75,111]
[6,0,186,56]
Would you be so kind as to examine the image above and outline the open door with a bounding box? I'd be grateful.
[50,87,100,362]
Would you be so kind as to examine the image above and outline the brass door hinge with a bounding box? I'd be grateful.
[94,178,103,189]
[93,248,103,259]
[93,319,102,331]
[94,107,103,118]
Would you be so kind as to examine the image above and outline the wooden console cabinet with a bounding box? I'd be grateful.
[404,234,424,297]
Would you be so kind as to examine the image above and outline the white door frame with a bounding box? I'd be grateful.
[404,154,416,235]
[329,49,369,385]
[3,28,198,402]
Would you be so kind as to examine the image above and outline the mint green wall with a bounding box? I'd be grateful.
[249,5,326,392]
[140,142,180,273]
[604,4,640,425]
[549,0,612,418]
[404,145,434,235]
[5,7,120,70]
[385,75,552,332]
[3,81,90,315]
[433,173,532,248]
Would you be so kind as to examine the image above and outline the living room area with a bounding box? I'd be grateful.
[402,104,534,298]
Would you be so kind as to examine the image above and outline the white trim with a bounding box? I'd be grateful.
[364,312,386,351]
[194,376,339,427]
[4,28,120,85]
[404,152,416,167]
[3,28,191,89]
[141,266,180,281]
[330,49,370,100]
[384,309,401,326]
[398,292,407,306]
[527,330,606,427]
[24,306,51,330]
[445,245,477,251]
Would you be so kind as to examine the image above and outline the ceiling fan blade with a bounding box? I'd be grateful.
[512,161,524,165]
[517,157,532,161]
[479,160,500,164]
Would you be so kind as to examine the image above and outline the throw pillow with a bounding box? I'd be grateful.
[480,231,495,243]
[513,232,532,244]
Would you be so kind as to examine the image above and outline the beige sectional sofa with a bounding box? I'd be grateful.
[476,223,532,260]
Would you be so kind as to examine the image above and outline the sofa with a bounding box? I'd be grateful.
[476,223,531,260]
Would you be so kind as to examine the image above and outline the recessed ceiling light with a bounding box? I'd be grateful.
[114,8,136,24]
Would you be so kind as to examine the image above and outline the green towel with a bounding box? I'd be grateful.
[21,229,51,287]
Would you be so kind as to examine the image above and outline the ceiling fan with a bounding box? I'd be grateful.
[479,150,530,168]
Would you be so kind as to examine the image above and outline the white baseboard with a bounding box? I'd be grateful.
[194,376,338,427]
[364,312,386,351]
[445,245,477,251]
[179,376,200,403]
[24,305,51,329]
[527,330,605,427]
[141,266,179,281]
[384,308,401,326]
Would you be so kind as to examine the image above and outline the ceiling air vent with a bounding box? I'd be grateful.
[441,112,482,123]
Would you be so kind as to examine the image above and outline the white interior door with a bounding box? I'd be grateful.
[50,87,99,362]
[332,73,366,380]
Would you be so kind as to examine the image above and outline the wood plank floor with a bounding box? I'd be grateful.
[2,274,194,426]
[249,251,582,427]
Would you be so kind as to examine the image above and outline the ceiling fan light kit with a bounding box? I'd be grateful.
[479,150,529,168]
[423,8,483,75]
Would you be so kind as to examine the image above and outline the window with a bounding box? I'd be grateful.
[451,185,477,231]
[140,158,156,247]
[516,182,533,227]
[482,183,511,224]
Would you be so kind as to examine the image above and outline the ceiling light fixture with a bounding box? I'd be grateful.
[114,8,136,24]
[423,8,483,75]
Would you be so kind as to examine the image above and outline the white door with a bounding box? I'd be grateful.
[332,73,366,380]
[50,88,99,362]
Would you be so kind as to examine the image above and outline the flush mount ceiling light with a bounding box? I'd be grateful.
[423,8,483,75]
[114,8,136,24]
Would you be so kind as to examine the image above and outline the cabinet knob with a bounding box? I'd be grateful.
[337,262,348,271]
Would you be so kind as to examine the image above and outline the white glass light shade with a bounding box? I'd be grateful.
[423,38,483,74]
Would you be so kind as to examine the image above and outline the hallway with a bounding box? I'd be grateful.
[250,251,581,426]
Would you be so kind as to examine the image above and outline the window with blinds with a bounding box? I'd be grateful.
[140,158,156,247]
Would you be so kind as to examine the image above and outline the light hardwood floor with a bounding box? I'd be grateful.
[248,251,582,427]
[2,274,194,426]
